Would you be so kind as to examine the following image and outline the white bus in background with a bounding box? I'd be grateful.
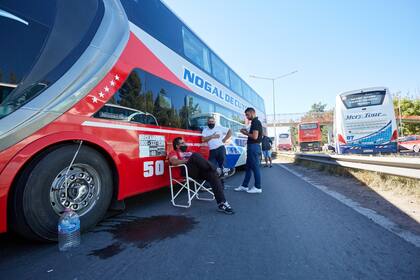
[278,132,293,151]
[334,87,398,154]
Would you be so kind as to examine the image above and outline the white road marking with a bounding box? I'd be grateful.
[279,164,420,248]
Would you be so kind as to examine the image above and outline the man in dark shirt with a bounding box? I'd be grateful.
[235,107,263,193]
[261,133,273,168]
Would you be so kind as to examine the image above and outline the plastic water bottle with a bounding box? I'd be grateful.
[58,208,81,251]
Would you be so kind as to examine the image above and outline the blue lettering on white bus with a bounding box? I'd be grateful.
[195,76,204,88]
[212,87,219,97]
[182,67,248,111]
[204,81,212,92]
[183,68,195,83]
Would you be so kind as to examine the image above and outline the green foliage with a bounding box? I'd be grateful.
[309,102,327,113]
[393,97,420,135]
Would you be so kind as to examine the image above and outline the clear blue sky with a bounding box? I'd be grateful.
[163,0,420,114]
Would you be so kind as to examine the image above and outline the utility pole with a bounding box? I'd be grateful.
[250,70,298,150]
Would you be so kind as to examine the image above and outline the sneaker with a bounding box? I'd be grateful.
[222,168,230,176]
[269,165,273,168]
[234,186,248,192]
[247,187,262,194]
[218,202,234,214]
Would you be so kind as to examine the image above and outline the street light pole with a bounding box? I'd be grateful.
[250,70,298,151]
[272,79,276,151]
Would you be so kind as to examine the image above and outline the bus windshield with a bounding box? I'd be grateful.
[279,133,289,138]
[0,0,104,119]
[341,91,385,109]
[300,123,318,130]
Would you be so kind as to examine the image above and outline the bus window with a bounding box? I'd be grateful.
[94,104,137,121]
[182,26,211,73]
[341,91,385,109]
[229,70,243,97]
[219,115,231,129]
[130,113,158,126]
[0,84,16,104]
[211,53,230,87]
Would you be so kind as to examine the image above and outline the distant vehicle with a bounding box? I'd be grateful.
[322,143,336,153]
[398,135,420,153]
[278,133,292,151]
[334,87,398,154]
[298,121,322,151]
[94,104,158,125]
[189,112,248,168]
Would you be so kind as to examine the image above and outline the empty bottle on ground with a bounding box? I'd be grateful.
[58,208,81,251]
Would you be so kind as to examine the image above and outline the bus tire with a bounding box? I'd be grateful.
[10,144,113,241]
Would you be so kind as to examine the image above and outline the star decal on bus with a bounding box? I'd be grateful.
[92,96,98,103]
[98,92,104,98]
[110,80,116,87]
[104,86,110,92]
[115,74,120,81]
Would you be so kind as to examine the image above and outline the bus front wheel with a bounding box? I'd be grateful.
[10,144,114,241]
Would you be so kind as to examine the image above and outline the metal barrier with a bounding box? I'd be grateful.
[278,152,420,179]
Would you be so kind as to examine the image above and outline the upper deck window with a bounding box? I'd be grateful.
[341,91,386,109]
[229,70,243,96]
[279,133,289,138]
[182,26,211,73]
[211,53,230,87]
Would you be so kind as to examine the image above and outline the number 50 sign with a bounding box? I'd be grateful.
[143,160,165,177]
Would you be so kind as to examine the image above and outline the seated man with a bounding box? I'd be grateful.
[168,137,234,215]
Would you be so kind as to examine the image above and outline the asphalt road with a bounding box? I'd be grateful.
[1,163,419,280]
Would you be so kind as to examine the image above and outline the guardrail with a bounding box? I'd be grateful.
[277,152,420,179]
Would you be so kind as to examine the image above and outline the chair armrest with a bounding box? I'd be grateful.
[169,164,189,179]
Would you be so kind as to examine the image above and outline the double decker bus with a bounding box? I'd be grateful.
[334,87,397,154]
[298,121,322,151]
[0,0,266,240]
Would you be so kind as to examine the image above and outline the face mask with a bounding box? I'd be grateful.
[208,123,215,129]
[180,145,188,152]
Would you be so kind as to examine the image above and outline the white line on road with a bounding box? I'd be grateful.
[278,164,420,249]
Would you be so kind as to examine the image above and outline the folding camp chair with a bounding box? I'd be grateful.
[169,164,215,208]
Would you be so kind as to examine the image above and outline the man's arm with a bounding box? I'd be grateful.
[202,133,219,143]
[240,128,258,140]
[169,156,188,166]
[222,129,232,143]
[249,130,259,140]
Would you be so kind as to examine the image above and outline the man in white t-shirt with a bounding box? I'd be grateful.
[202,116,232,180]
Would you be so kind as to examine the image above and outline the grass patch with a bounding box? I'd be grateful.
[295,159,420,200]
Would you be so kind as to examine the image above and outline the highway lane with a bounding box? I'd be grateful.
[0,163,419,279]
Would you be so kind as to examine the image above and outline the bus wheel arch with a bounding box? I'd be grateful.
[8,140,119,241]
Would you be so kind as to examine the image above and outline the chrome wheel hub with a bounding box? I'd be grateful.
[50,164,101,216]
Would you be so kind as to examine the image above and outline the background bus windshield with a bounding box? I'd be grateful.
[341,91,385,109]
[300,123,318,130]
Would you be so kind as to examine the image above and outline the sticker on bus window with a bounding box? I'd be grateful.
[139,135,166,157]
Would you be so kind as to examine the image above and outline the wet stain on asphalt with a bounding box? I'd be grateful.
[89,215,198,259]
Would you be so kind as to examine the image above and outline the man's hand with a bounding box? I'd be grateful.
[240,128,248,136]
[212,133,220,139]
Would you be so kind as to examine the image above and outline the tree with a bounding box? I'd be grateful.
[309,102,327,113]
[393,97,420,135]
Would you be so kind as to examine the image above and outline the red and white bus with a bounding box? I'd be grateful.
[0,0,266,240]
[298,121,322,152]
